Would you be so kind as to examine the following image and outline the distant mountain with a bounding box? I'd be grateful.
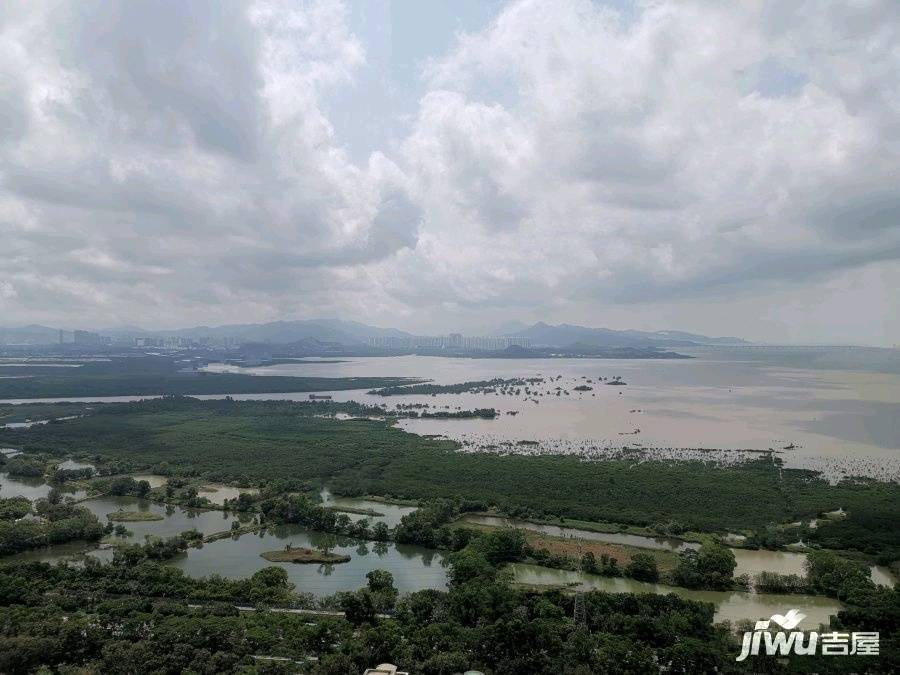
[112,319,411,346]
[623,329,749,346]
[0,324,61,345]
[502,322,749,348]
[2,317,747,349]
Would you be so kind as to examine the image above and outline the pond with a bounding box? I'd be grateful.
[458,514,695,552]
[3,473,892,605]
[169,525,448,596]
[0,471,86,502]
[320,487,418,528]
[460,515,894,587]
[3,480,443,597]
[509,563,843,628]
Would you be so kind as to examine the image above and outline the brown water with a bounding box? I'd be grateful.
[459,514,696,552]
[198,352,899,481]
[4,352,896,480]
[509,563,843,627]
[462,515,895,587]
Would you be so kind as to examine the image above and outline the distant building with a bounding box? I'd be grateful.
[73,329,103,345]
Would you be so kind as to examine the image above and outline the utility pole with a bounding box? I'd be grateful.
[573,592,586,628]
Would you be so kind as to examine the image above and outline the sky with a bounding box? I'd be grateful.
[0,0,898,345]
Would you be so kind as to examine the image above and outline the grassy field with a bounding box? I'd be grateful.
[259,547,351,564]
[106,510,164,522]
[458,521,678,571]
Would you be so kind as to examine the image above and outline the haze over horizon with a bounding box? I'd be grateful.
[1,1,898,346]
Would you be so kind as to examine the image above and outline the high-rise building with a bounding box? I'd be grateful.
[73,329,102,345]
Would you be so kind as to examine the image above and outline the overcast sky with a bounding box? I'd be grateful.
[1,1,898,345]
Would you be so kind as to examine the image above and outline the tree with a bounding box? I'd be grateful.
[696,542,736,589]
[372,522,390,542]
[805,549,874,599]
[673,542,736,590]
[626,552,659,582]
[249,566,293,604]
[447,548,495,586]
[342,589,377,626]
[367,569,398,612]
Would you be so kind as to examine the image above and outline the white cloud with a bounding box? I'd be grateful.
[0,0,897,342]
[365,0,899,342]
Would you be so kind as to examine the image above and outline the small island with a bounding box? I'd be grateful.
[260,546,351,564]
[107,510,164,522]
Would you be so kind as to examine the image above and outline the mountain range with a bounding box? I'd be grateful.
[499,322,748,348]
[0,319,748,348]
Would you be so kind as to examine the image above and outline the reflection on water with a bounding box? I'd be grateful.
[82,496,250,544]
[0,472,86,502]
[169,524,447,596]
[131,474,168,489]
[731,547,807,578]
[198,484,259,506]
[463,515,896,587]
[320,487,417,528]
[2,475,891,607]
[2,485,444,597]
[509,563,843,627]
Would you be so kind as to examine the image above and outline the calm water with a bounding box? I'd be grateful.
[199,352,899,480]
[4,351,897,479]
[509,563,843,627]
[4,471,893,612]
[461,515,895,587]
[460,514,697,552]
[320,487,417,528]
[7,490,447,597]
[0,472,86,501]
[169,525,448,596]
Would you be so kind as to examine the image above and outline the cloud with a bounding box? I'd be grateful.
[0,0,417,327]
[386,0,899,316]
[0,0,897,341]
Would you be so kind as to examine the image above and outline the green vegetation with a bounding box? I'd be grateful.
[369,377,543,396]
[0,355,418,399]
[0,524,897,672]
[4,456,43,477]
[0,496,31,521]
[753,570,807,594]
[260,546,351,564]
[106,510,164,522]
[415,407,499,419]
[670,542,738,590]
[0,401,95,424]
[0,498,105,556]
[3,397,898,565]
[625,551,660,582]
[326,505,384,517]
